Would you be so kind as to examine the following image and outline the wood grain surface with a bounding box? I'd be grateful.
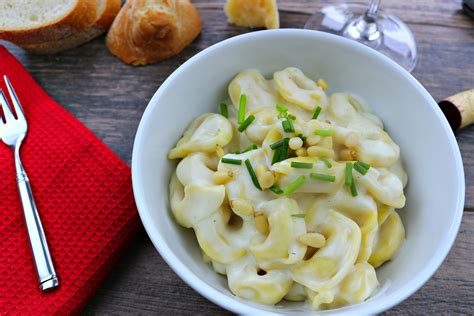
[1,0,473,314]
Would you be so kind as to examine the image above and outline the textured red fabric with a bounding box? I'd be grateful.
[0,46,141,314]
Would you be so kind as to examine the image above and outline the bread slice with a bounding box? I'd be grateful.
[106,0,202,65]
[21,0,121,54]
[0,0,98,45]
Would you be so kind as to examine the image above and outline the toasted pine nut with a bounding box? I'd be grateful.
[230,199,254,216]
[345,132,359,148]
[213,170,233,184]
[295,147,307,157]
[306,135,321,146]
[340,148,358,161]
[289,137,303,150]
[307,146,333,158]
[259,171,275,189]
[256,164,267,180]
[254,212,269,235]
[298,233,326,248]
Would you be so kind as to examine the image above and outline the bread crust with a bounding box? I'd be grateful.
[106,0,202,65]
[21,0,121,54]
[0,0,98,45]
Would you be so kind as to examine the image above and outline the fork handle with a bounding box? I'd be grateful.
[16,160,59,291]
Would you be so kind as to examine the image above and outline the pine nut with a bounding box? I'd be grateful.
[259,171,275,189]
[213,170,233,184]
[230,199,254,216]
[340,148,358,161]
[254,212,269,235]
[298,233,326,248]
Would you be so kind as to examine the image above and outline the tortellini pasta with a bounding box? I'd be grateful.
[168,68,407,310]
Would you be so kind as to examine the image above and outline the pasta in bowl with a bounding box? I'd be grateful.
[167,67,407,310]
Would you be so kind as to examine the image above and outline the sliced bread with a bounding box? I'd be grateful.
[21,0,121,54]
[0,0,98,45]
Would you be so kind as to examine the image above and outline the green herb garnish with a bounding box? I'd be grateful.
[291,214,306,218]
[350,176,358,196]
[242,144,258,153]
[270,185,283,194]
[238,94,247,124]
[354,161,370,175]
[288,114,296,121]
[220,103,228,118]
[271,147,282,165]
[244,159,262,190]
[315,129,333,137]
[310,173,336,182]
[270,138,286,150]
[312,106,322,120]
[283,175,306,195]
[344,163,353,187]
[276,103,288,114]
[238,115,255,132]
[320,157,332,168]
[282,119,294,133]
[291,161,313,169]
[279,137,289,160]
[221,158,242,165]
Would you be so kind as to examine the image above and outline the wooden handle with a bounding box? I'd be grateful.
[439,89,474,131]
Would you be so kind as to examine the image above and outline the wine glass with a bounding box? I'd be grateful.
[304,0,417,72]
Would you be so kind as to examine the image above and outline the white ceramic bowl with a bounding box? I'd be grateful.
[132,29,464,315]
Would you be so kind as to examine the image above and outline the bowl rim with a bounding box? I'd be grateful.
[131,29,465,315]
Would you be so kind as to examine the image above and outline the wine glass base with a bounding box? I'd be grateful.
[305,3,417,72]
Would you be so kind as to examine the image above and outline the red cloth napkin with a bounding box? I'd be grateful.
[0,46,141,314]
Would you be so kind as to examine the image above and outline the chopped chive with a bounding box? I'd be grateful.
[270,138,286,150]
[270,185,283,194]
[238,115,255,132]
[315,129,333,137]
[221,158,242,165]
[282,120,292,133]
[279,137,289,161]
[310,173,336,182]
[232,150,241,154]
[291,214,306,218]
[312,106,322,120]
[350,176,358,196]
[220,103,228,118]
[242,144,258,153]
[238,94,247,124]
[276,103,288,113]
[344,163,353,187]
[291,161,313,169]
[283,175,306,195]
[272,147,282,165]
[287,118,295,131]
[244,159,262,190]
[357,161,371,170]
[320,157,332,168]
[288,114,296,121]
[354,162,369,175]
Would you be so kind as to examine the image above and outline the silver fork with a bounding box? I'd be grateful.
[0,75,59,291]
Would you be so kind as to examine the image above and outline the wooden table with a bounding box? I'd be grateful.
[1,0,473,314]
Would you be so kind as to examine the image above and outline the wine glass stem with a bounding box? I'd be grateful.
[344,0,383,43]
[367,0,381,20]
